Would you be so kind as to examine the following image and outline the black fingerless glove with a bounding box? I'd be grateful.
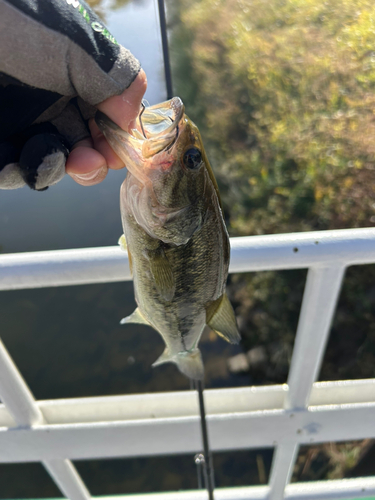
[0,0,141,190]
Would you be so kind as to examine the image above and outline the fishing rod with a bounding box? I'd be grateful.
[191,379,215,500]
[157,0,173,100]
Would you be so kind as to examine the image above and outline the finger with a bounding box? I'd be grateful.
[66,138,108,186]
[77,70,148,178]
[96,69,148,132]
[89,120,125,170]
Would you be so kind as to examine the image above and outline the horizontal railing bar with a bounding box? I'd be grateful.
[231,227,375,273]
[1,228,374,291]
[1,379,374,428]
[285,477,375,500]
[0,246,130,291]
[1,401,375,462]
[310,379,375,405]
[4,476,375,500]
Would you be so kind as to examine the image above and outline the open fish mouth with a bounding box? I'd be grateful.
[139,97,184,140]
[95,97,185,166]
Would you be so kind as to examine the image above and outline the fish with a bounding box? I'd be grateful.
[95,97,240,380]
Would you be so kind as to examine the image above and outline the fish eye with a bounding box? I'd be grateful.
[183,148,202,170]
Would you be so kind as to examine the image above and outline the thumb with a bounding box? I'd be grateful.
[67,69,148,178]
[96,69,147,132]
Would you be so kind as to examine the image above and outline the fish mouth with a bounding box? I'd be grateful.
[95,97,185,177]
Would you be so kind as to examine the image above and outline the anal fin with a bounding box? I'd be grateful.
[120,307,149,325]
[206,294,241,344]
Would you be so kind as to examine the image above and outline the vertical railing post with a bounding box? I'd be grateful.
[0,339,91,500]
[268,265,346,500]
[286,266,346,409]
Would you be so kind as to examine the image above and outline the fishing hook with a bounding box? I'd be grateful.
[165,124,179,153]
[139,101,147,139]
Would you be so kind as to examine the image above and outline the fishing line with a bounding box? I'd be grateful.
[191,378,215,499]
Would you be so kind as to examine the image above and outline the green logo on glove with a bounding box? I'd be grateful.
[66,0,118,45]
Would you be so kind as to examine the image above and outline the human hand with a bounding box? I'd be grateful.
[66,69,147,187]
[0,0,146,191]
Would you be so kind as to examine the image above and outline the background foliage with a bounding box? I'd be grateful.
[169,0,375,479]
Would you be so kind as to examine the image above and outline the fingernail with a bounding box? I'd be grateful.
[70,165,107,185]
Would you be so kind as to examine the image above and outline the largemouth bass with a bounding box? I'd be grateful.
[96,97,240,380]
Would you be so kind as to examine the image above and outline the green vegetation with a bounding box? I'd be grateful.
[169,0,375,480]
[170,0,375,234]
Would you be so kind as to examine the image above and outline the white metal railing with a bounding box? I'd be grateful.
[1,227,375,500]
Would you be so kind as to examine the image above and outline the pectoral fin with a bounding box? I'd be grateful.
[206,294,241,344]
[118,234,133,274]
[118,234,127,251]
[152,347,204,380]
[120,307,149,325]
[144,246,175,301]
